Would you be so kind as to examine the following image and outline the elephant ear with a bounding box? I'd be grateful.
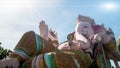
[93,24,106,34]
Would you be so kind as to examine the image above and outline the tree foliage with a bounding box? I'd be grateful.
[0,44,11,60]
[117,36,120,52]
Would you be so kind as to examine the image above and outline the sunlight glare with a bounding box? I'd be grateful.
[100,2,118,11]
[103,3,116,10]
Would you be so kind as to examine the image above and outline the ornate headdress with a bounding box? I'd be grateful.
[76,15,95,26]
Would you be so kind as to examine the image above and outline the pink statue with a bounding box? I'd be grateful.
[0,15,120,68]
[58,15,120,62]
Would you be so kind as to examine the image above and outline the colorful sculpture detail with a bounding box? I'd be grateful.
[0,15,120,68]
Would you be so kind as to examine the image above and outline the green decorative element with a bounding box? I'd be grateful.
[118,44,120,52]
[117,36,120,52]
[44,53,55,68]
[96,52,111,68]
[106,59,111,68]
[32,56,38,68]
[117,36,120,45]
[71,55,80,68]
[70,50,91,66]
[51,52,59,68]
[0,46,11,60]
[35,34,43,55]
[94,43,112,68]
[97,52,104,68]
[14,48,30,58]
[105,39,116,51]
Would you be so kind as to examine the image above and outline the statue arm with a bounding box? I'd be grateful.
[39,20,59,48]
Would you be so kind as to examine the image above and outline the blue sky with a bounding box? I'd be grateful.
[0,0,120,51]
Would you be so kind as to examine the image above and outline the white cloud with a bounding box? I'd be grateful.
[0,0,61,50]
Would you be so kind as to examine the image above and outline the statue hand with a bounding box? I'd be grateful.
[89,34,102,45]
[58,42,70,50]
[0,58,19,68]
[49,28,58,41]
[39,20,49,40]
[93,34,102,42]
[49,28,59,47]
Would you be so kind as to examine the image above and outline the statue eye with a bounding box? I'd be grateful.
[84,26,88,28]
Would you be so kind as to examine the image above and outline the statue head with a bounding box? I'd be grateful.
[76,15,95,26]
[75,15,95,38]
